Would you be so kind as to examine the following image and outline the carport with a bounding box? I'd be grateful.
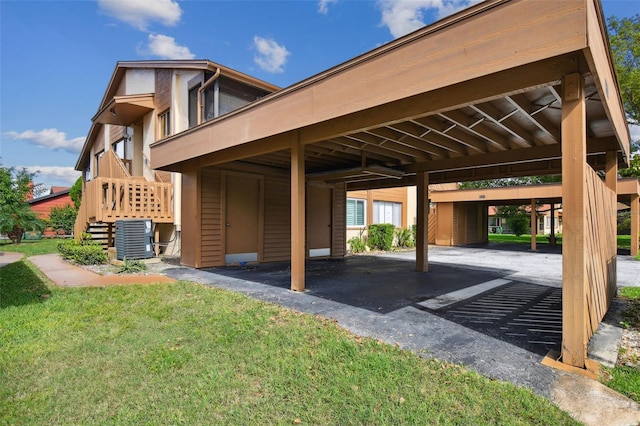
[429,178,640,254]
[151,0,630,368]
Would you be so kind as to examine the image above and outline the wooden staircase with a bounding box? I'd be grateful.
[73,150,174,246]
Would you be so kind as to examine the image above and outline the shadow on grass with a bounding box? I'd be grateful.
[0,260,52,308]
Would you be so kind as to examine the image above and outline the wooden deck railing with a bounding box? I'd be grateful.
[98,150,131,180]
[74,152,174,238]
[82,178,174,224]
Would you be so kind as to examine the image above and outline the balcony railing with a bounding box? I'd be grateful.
[83,177,174,224]
[74,151,174,238]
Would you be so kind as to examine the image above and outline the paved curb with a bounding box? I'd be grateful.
[28,254,175,287]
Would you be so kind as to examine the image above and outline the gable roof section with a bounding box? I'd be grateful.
[149,0,630,189]
[75,60,281,171]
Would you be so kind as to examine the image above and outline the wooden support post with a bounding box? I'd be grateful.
[291,140,306,291]
[530,198,537,252]
[632,194,639,257]
[416,171,429,272]
[549,204,556,246]
[606,150,622,256]
[605,151,618,193]
[561,72,588,368]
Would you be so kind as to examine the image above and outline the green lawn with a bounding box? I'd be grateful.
[602,287,640,403]
[489,233,634,250]
[0,238,61,256]
[0,261,578,425]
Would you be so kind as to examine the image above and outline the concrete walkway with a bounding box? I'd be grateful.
[0,251,24,268]
[28,253,175,286]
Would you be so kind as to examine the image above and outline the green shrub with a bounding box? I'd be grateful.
[368,224,395,251]
[508,213,529,237]
[395,227,415,248]
[348,236,367,253]
[117,257,147,274]
[57,238,107,265]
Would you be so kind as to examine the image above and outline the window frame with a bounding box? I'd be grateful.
[346,198,366,227]
[158,109,171,139]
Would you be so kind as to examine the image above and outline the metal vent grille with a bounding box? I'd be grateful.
[115,219,153,260]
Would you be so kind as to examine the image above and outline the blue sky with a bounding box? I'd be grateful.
[1,0,638,191]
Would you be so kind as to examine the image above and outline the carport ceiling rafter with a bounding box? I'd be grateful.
[232,79,618,182]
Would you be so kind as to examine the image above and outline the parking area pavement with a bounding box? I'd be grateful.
[162,245,640,425]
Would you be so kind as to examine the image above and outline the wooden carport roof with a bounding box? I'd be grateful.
[151,0,629,184]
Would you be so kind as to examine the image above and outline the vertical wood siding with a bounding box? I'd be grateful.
[200,168,223,267]
[155,69,172,113]
[584,168,617,339]
[263,175,291,262]
[332,183,346,257]
[109,125,125,145]
[428,207,437,244]
[94,125,106,153]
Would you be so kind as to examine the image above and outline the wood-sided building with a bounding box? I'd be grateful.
[150,0,630,369]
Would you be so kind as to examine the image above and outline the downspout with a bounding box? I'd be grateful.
[197,67,221,125]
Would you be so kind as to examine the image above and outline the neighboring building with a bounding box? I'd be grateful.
[488,204,562,235]
[28,187,72,219]
[74,60,279,255]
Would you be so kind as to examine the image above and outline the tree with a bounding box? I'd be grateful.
[0,166,44,243]
[49,204,77,234]
[608,15,640,126]
[459,175,561,190]
[69,177,82,210]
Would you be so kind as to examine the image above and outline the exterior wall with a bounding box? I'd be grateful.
[125,69,154,95]
[332,183,347,257]
[155,69,172,114]
[434,201,488,246]
[346,187,410,241]
[29,193,73,219]
[184,165,346,268]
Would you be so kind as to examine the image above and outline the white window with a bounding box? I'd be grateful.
[158,109,171,139]
[346,198,365,227]
[373,201,402,227]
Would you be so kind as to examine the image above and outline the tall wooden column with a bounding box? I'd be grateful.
[549,204,556,246]
[416,171,429,272]
[530,198,537,252]
[632,194,639,257]
[291,140,306,291]
[561,72,588,368]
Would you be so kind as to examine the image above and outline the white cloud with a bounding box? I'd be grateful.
[318,0,338,15]
[378,0,480,38]
[143,34,195,59]
[4,128,85,155]
[19,166,81,187]
[253,36,290,74]
[98,0,182,31]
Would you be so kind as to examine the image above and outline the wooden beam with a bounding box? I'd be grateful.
[561,72,588,368]
[416,171,429,272]
[291,140,306,291]
[632,194,639,258]
[530,198,537,252]
[605,151,618,193]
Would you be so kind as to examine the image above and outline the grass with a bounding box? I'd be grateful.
[0,238,61,256]
[601,286,640,403]
[0,263,578,425]
[489,233,634,250]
